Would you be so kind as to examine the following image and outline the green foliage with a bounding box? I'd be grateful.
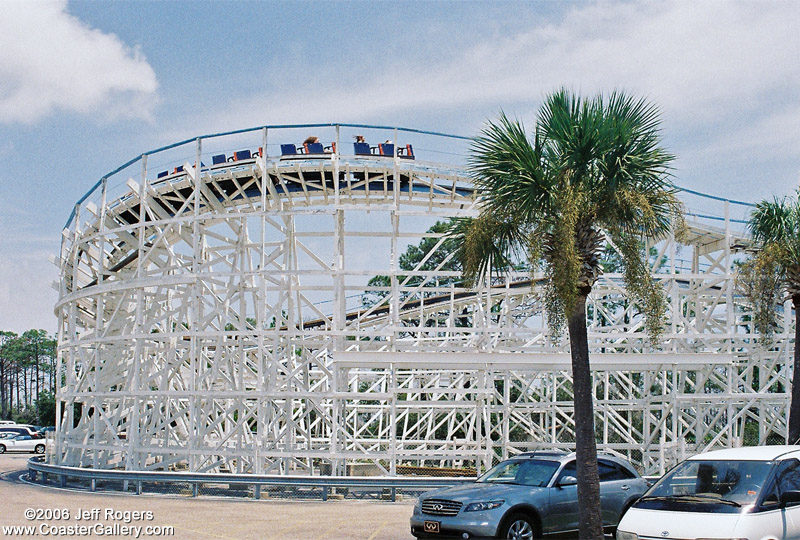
[616,236,668,341]
[451,89,682,343]
[736,246,783,344]
[741,190,800,344]
[12,408,37,424]
[363,220,464,307]
[0,329,57,419]
[224,317,257,332]
[36,390,56,425]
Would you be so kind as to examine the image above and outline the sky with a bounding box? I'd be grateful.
[0,0,799,335]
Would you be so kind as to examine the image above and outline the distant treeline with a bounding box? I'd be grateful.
[0,330,57,425]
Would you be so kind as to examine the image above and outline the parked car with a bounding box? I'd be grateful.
[0,426,40,438]
[0,420,16,426]
[410,451,648,539]
[0,434,46,454]
[617,445,800,540]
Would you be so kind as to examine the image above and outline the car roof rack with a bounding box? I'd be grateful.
[518,450,570,458]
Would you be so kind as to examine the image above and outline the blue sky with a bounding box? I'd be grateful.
[1,0,799,334]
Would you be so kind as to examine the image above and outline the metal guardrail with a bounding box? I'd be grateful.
[27,457,473,502]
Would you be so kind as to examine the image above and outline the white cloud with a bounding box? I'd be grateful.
[149,1,800,203]
[193,2,800,145]
[0,0,158,124]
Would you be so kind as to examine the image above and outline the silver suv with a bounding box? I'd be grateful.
[410,451,648,539]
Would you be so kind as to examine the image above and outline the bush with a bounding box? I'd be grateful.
[36,390,56,426]
[12,408,37,425]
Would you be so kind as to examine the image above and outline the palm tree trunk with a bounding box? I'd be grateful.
[789,297,800,443]
[0,362,6,419]
[567,292,604,540]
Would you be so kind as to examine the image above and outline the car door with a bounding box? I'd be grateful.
[776,459,800,538]
[545,460,580,534]
[12,435,34,452]
[597,459,634,526]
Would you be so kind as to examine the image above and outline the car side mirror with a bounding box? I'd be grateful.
[557,475,578,488]
[781,490,800,506]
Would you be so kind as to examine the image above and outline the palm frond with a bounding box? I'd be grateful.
[750,196,795,246]
[748,191,800,295]
[446,215,527,286]
[469,112,555,221]
[462,89,682,343]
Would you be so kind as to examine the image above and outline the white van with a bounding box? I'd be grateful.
[0,420,16,425]
[617,446,800,540]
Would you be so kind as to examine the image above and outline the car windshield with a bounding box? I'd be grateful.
[645,459,774,506]
[477,459,560,487]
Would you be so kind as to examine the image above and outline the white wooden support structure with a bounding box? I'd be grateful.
[54,125,790,477]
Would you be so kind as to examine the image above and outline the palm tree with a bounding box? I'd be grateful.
[743,192,800,443]
[451,89,682,539]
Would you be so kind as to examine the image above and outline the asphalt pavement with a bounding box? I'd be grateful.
[0,453,416,540]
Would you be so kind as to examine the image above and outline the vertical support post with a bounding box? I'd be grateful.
[334,209,346,349]
[724,200,733,349]
[724,200,736,446]
[389,363,397,476]
[54,301,64,464]
[643,371,651,456]
[256,129,270,475]
[390,211,400,346]
[670,220,678,348]
[331,209,346,472]
[479,368,491,474]
[91,180,109,471]
[63,203,83,467]
[334,125,341,206]
[97,177,109,285]
[282,207,297,474]
[127,154,148,472]
[671,368,678,475]
[331,361,340,476]
[189,137,202,472]
[393,126,400,200]
[254,484,261,500]
[390,126,401,353]
[503,373,510,461]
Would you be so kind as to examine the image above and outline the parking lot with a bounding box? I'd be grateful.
[0,454,415,540]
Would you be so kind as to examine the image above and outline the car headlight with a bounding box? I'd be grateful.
[464,500,504,512]
[616,531,638,540]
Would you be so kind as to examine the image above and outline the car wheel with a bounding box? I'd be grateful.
[35,444,45,454]
[499,513,539,540]
[0,445,5,454]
